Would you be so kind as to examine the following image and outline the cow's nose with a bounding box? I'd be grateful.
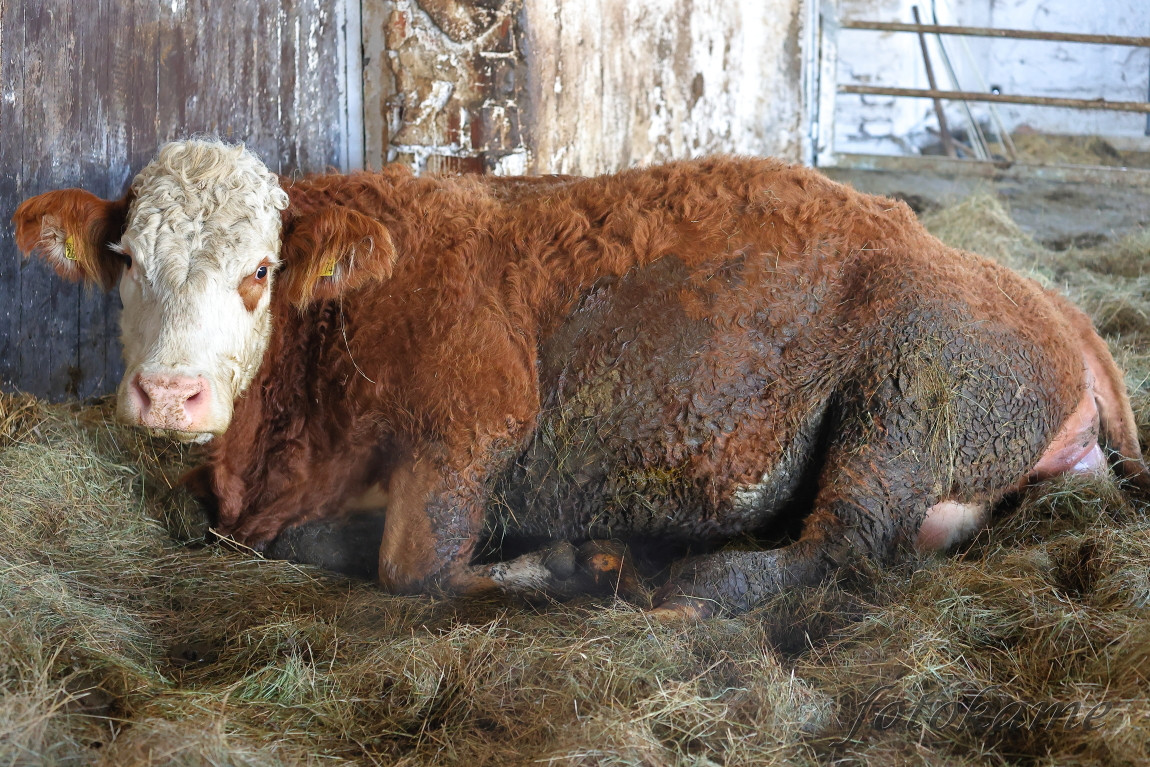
[132,373,212,431]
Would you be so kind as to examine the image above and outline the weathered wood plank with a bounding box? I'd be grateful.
[0,0,25,391]
[1,0,353,400]
[361,0,804,174]
[19,0,82,398]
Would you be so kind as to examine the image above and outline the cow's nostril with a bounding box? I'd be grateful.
[180,381,212,423]
[133,376,152,410]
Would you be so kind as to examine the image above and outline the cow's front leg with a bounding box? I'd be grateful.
[378,452,531,594]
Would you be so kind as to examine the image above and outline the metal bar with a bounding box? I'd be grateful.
[930,0,997,161]
[912,6,956,157]
[800,0,823,166]
[840,84,1150,113]
[841,20,1150,48]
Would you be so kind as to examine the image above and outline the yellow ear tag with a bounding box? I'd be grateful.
[319,258,337,278]
[64,237,77,261]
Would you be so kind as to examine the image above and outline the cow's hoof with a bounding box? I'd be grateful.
[576,540,648,602]
[540,540,578,579]
[647,595,714,621]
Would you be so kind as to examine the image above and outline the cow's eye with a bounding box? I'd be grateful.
[121,251,133,269]
[254,265,268,280]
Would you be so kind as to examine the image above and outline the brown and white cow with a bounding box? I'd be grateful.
[14,140,1149,616]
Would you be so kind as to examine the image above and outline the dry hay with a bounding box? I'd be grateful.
[3,194,1150,766]
[1004,132,1150,170]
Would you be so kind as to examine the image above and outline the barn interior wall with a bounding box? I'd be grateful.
[834,0,1150,156]
[362,0,806,176]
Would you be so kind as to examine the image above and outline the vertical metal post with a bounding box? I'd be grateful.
[801,0,822,166]
[338,0,366,171]
[815,0,841,167]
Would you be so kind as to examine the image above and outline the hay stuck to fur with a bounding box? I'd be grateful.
[3,194,1150,766]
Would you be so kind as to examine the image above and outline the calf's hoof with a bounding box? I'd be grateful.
[540,540,578,579]
[648,592,715,621]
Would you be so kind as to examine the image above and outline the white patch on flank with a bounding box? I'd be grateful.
[114,140,289,437]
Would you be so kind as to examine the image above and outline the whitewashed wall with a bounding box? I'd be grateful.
[834,0,1150,155]
[363,0,806,176]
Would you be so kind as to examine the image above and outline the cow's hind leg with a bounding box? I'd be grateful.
[651,508,859,618]
[652,403,922,618]
[652,358,1048,617]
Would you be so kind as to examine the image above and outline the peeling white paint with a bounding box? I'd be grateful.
[493,149,528,175]
[364,0,525,171]
[521,0,804,175]
[364,0,805,175]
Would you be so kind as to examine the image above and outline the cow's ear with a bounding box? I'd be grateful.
[13,189,133,291]
[279,206,397,307]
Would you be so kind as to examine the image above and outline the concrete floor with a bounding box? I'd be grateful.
[826,167,1150,249]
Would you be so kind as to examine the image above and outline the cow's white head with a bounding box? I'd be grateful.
[13,139,396,441]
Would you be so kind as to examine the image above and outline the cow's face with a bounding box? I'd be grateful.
[105,142,289,440]
[13,140,395,441]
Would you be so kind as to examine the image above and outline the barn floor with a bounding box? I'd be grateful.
[826,166,1150,251]
[2,181,1150,766]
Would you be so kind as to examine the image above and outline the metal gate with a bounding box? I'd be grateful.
[805,0,1150,181]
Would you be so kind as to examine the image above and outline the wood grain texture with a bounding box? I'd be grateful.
[1,0,356,400]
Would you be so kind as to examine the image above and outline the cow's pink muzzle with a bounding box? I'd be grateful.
[128,372,214,432]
